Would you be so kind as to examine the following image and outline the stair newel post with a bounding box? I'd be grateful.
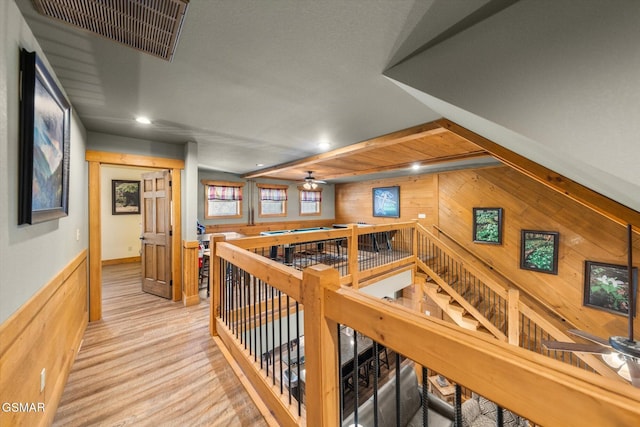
[302,264,341,426]
[348,224,359,289]
[508,288,520,345]
[210,234,226,336]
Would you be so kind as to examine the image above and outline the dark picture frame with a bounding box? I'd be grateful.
[584,261,638,316]
[372,186,400,218]
[112,180,141,215]
[472,207,503,244]
[18,49,71,225]
[520,230,559,275]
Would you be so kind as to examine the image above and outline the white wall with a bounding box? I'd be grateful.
[101,165,156,261]
[385,0,640,212]
[0,1,88,323]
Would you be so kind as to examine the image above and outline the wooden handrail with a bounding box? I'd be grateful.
[212,222,638,426]
[417,257,507,340]
[418,224,509,299]
[327,288,640,427]
[418,224,621,381]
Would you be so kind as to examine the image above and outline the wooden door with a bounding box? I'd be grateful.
[141,170,172,298]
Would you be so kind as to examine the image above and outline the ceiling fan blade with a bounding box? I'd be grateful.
[567,329,612,347]
[626,359,640,388]
[541,340,611,354]
[315,180,326,184]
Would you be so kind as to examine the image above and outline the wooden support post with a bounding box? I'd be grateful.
[348,224,359,288]
[182,240,200,306]
[508,288,520,345]
[88,161,102,321]
[210,234,226,336]
[302,264,340,427]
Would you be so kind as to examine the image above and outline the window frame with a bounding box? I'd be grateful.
[298,186,322,216]
[257,183,288,218]
[202,180,244,219]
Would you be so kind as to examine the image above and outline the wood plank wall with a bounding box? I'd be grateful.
[438,166,639,340]
[205,219,336,236]
[334,166,639,341]
[0,251,88,427]
[335,174,437,226]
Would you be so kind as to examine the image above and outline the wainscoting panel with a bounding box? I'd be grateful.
[0,250,88,427]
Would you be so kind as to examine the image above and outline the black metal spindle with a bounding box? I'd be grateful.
[454,384,462,427]
[295,301,301,415]
[395,352,401,427]
[422,366,429,427]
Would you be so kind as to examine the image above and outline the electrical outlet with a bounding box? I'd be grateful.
[40,368,46,392]
[418,213,426,219]
[76,229,80,241]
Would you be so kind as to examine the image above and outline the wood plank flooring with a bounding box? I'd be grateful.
[53,263,267,427]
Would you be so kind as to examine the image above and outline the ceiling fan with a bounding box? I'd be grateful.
[542,224,640,387]
[301,171,326,189]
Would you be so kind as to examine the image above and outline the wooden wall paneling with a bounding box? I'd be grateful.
[0,251,88,427]
[335,174,437,226]
[171,168,182,302]
[437,166,639,341]
[204,219,336,236]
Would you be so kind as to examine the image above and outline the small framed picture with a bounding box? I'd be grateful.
[472,207,503,244]
[372,186,400,218]
[584,261,638,316]
[112,180,140,215]
[520,230,559,275]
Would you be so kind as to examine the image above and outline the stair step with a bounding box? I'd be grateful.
[433,292,452,305]
[422,282,440,293]
[447,304,466,315]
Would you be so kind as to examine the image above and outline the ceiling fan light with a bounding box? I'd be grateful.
[602,351,626,369]
[311,182,317,189]
[303,182,311,190]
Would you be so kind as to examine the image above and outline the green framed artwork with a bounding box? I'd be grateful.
[520,230,559,275]
[472,207,503,244]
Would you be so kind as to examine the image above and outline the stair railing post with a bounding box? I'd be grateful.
[210,234,226,336]
[348,224,359,289]
[507,288,520,345]
[302,264,341,426]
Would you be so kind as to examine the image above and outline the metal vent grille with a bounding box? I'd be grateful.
[31,0,189,61]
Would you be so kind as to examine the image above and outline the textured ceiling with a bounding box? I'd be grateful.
[17,0,512,181]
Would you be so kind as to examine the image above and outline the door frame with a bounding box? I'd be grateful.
[86,150,185,321]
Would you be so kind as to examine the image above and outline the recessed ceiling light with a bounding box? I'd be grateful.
[135,116,152,124]
[318,142,331,150]
[412,164,421,170]
[256,163,264,167]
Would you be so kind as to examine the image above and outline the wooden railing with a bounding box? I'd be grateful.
[209,225,640,426]
[415,224,621,381]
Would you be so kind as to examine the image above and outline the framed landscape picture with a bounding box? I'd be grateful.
[18,49,71,225]
[372,186,400,218]
[584,261,638,316]
[520,230,559,274]
[472,207,503,244]
[112,180,141,215]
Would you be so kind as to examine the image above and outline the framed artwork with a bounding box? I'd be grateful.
[584,261,638,316]
[18,49,71,225]
[520,230,559,275]
[372,186,400,218]
[112,180,141,215]
[472,207,503,244]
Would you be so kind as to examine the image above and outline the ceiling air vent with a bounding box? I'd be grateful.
[31,0,189,61]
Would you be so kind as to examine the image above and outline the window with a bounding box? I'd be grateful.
[299,188,322,216]
[258,184,288,217]
[202,180,243,219]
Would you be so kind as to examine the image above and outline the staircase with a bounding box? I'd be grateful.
[414,225,624,383]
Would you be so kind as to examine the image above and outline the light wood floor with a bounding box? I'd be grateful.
[53,263,267,427]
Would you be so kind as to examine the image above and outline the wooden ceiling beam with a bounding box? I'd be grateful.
[322,151,492,180]
[242,121,447,179]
